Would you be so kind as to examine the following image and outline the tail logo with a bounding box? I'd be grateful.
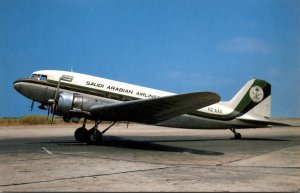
[249,86,264,103]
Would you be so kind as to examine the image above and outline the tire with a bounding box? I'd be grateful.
[235,133,242,139]
[87,128,103,145]
[74,127,88,142]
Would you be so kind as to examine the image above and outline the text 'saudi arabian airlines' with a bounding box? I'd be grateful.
[13,70,285,144]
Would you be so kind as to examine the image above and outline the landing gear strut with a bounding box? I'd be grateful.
[229,128,241,139]
[74,119,117,144]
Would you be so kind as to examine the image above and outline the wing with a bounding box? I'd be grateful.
[89,92,220,124]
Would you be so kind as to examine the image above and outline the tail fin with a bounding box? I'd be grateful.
[223,79,271,121]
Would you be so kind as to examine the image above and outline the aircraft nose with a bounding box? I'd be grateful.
[13,79,33,100]
[13,81,22,93]
[13,79,48,103]
[13,81,21,92]
[13,79,26,94]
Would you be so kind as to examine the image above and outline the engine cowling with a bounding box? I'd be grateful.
[55,92,103,122]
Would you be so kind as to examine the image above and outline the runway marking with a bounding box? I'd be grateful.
[42,147,53,155]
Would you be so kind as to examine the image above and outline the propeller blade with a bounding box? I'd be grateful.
[45,76,64,125]
[47,105,51,121]
[47,76,62,125]
[53,76,62,102]
[51,104,55,125]
[30,101,34,111]
[51,114,54,125]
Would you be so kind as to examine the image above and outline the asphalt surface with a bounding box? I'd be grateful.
[0,121,299,192]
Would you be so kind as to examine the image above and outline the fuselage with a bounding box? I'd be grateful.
[13,70,270,129]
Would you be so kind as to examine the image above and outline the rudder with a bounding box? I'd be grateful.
[223,79,271,121]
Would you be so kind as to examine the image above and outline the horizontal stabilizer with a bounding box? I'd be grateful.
[89,92,220,124]
[238,118,292,127]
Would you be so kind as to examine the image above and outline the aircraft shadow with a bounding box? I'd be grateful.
[53,136,224,156]
[143,137,290,143]
[103,136,224,155]
[40,136,290,155]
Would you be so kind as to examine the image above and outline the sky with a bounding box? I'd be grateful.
[0,0,299,118]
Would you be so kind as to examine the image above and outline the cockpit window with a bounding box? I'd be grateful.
[31,74,38,79]
[40,75,47,81]
[30,74,47,81]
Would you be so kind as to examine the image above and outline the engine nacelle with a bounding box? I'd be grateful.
[55,92,103,122]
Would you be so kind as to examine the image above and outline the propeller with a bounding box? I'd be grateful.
[47,104,52,121]
[30,101,34,111]
[48,76,63,125]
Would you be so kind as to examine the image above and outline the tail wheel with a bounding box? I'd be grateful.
[235,133,241,139]
[229,128,242,140]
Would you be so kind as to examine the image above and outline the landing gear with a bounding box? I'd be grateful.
[229,128,242,139]
[74,118,88,142]
[86,121,103,145]
[74,127,88,142]
[74,119,117,145]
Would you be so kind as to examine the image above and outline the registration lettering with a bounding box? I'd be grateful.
[208,107,222,114]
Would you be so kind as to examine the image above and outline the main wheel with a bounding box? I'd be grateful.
[74,127,88,142]
[87,128,103,145]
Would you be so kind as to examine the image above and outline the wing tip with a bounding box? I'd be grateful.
[196,91,221,103]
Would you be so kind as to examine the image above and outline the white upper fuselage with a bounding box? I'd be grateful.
[32,70,230,116]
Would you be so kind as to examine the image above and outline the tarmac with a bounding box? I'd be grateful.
[0,120,299,192]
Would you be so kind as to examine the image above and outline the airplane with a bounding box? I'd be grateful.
[13,70,286,144]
